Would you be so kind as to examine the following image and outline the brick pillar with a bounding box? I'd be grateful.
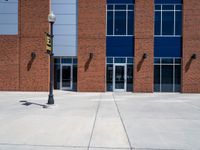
[78,0,106,92]
[19,0,50,91]
[182,0,200,93]
[134,0,154,92]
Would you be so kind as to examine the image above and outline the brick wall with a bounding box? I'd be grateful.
[182,0,200,93]
[134,0,154,92]
[0,0,49,91]
[78,0,106,92]
[19,0,49,91]
[0,36,19,91]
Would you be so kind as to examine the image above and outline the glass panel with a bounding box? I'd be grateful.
[127,58,133,64]
[62,58,72,64]
[162,58,173,64]
[115,11,126,35]
[73,58,77,64]
[162,11,174,35]
[54,64,60,89]
[107,57,113,64]
[73,65,77,91]
[162,5,174,10]
[161,65,173,92]
[62,66,71,88]
[107,65,113,91]
[128,11,134,35]
[114,58,126,63]
[54,58,60,64]
[155,5,161,10]
[154,65,160,92]
[175,11,182,35]
[154,58,160,64]
[115,5,126,10]
[155,11,161,35]
[127,65,133,92]
[175,58,181,64]
[176,5,182,10]
[175,65,181,92]
[107,5,113,10]
[107,11,113,35]
[115,66,125,89]
[128,5,134,10]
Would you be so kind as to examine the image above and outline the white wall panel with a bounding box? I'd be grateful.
[54,25,76,35]
[0,0,18,35]
[54,46,76,57]
[51,0,76,4]
[51,0,77,57]
[54,35,76,46]
[52,4,76,14]
[55,15,76,25]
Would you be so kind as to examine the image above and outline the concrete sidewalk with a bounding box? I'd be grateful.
[0,91,200,150]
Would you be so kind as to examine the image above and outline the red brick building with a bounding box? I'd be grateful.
[0,0,200,93]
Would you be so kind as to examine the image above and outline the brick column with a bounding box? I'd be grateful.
[182,0,200,93]
[78,0,106,92]
[19,0,50,91]
[134,0,154,92]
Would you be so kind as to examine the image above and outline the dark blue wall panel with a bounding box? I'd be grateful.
[107,0,134,4]
[106,37,134,57]
[155,0,182,4]
[154,37,182,57]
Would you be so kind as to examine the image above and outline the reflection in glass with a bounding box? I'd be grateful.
[62,66,71,88]
[107,65,113,91]
[115,66,125,89]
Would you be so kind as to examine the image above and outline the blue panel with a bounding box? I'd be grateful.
[107,0,134,4]
[106,37,134,57]
[155,0,182,4]
[154,37,182,57]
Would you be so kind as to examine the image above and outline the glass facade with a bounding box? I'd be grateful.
[154,58,181,92]
[107,4,134,36]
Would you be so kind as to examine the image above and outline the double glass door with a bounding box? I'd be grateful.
[113,64,126,92]
[60,65,72,90]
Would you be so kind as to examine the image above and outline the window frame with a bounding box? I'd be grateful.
[154,4,182,37]
[106,4,134,36]
[154,57,181,92]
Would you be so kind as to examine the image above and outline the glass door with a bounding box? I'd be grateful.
[60,65,72,90]
[114,64,126,92]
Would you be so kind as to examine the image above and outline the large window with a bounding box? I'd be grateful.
[154,58,181,92]
[0,0,18,35]
[107,4,134,36]
[155,4,182,36]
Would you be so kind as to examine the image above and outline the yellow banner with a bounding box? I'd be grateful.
[46,33,52,52]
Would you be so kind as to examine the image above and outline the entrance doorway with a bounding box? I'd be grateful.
[113,64,127,92]
[60,64,73,90]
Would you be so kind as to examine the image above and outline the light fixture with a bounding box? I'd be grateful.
[143,53,147,59]
[191,54,197,59]
[48,11,56,23]
[89,53,94,59]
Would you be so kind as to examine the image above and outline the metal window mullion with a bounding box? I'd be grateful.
[173,58,175,92]
[174,5,176,36]
[113,5,115,35]
[160,58,162,92]
[106,5,108,35]
[161,5,163,36]
[126,5,128,35]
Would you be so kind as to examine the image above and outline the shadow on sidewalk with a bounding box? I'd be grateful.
[19,101,48,108]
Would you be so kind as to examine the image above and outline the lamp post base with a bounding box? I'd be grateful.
[47,95,54,105]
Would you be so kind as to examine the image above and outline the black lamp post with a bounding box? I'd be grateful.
[47,11,56,105]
